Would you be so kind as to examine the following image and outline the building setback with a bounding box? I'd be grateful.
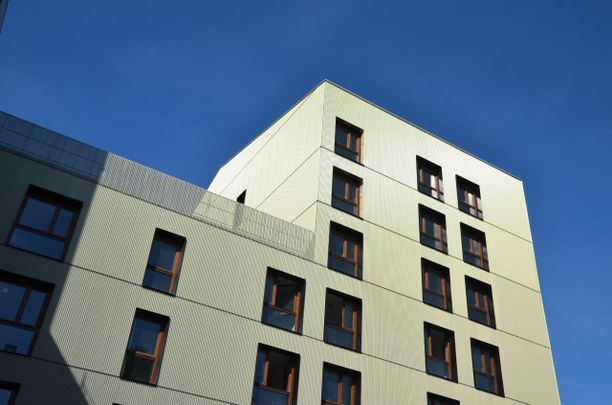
[0,81,560,404]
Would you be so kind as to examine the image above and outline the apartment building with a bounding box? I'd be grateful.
[0,81,559,404]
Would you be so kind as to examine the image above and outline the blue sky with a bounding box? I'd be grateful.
[1,1,611,402]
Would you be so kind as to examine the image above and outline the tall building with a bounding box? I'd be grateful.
[0,81,560,404]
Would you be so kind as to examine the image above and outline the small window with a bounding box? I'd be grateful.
[237,190,247,204]
[332,168,362,216]
[0,271,53,355]
[424,323,457,382]
[471,339,504,396]
[142,229,185,295]
[262,269,304,333]
[417,157,444,201]
[322,363,361,405]
[461,224,489,270]
[427,392,459,405]
[8,185,82,260]
[466,277,496,328]
[328,223,363,278]
[121,309,169,385]
[252,345,300,405]
[422,260,451,312]
[419,205,447,253]
[324,290,361,351]
[0,381,19,405]
[456,176,482,219]
[335,118,362,163]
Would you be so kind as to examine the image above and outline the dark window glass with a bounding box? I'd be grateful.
[0,271,52,355]
[142,229,185,295]
[417,157,444,201]
[322,363,360,405]
[422,260,451,312]
[332,169,362,216]
[471,339,504,396]
[8,186,82,260]
[419,205,447,253]
[427,392,459,405]
[328,223,362,278]
[0,381,19,405]
[237,190,247,204]
[262,269,304,333]
[456,176,483,219]
[461,224,489,270]
[466,277,496,328]
[424,323,457,382]
[252,345,299,405]
[324,290,361,351]
[121,310,168,385]
[334,119,363,163]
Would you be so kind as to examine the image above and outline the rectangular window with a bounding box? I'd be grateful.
[466,277,496,328]
[237,190,247,204]
[142,229,185,295]
[456,176,483,219]
[324,290,361,351]
[328,223,362,278]
[8,185,82,260]
[335,119,362,163]
[252,345,300,405]
[0,271,53,356]
[332,169,362,216]
[322,363,361,405]
[0,381,19,405]
[419,205,447,253]
[262,269,304,333]
[417,157,444,201]
[424,323,457,382]
[471,339,504,396]
[461,224,489,270]
[427,393,459,405]
[422,260,451,312]
[121,309,169,385]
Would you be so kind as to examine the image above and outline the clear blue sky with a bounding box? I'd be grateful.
[1,1,610,403]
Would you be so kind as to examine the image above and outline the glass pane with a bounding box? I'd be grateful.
[329,233,345,256]
[429,330,446,360]
[332,197,355,215]
[427,357,450,379]
[348,183,357,201]
[469,307,489,325]
[121,352,154,383]
[324,325,354,349]
[472,347,483,370]
[332,176,345,197]
[147,239,177,271]
[328,256,355,276]
[128,318,161,354]
[8,228,65,259]
[52,208,74,237]
[325,294,343,327]
[262,306,296,331]
[0,281,26,321]
[335,146,358,162]
[335,126,348,146]
[475,373,495,392]
[424,290,446,309]
[0,324,34,354]
[142,268,172,293]
[466,288,476,306]
[19,198,56,231]
[252,386,289,405]
[322,368,339,402]
[0,388,14,405]
[342,375,352,404]
[275,278,297,311]
[350,134,359,151]
[266,351,291,390]
[254,350,266,384]
[427,270,442,292]
[343,302,354,329]
[21,290,47,326]
[264,274,274,304]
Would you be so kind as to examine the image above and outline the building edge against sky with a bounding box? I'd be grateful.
[0,81,560,404]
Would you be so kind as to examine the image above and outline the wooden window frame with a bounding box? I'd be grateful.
[461,224,489,270]
[471,339,504,396]
[427,392,459,405]
[456,176,483,219]
[328,223,363,279]
[332,168,362,217]
[466,277,496,328]
[334,118,363,163]
[253,345,300,405]
[419,205,448,253]
[421,259,452,312]
[322,363,361,405]
[0,381,20,405]
[142,229,185,295]
[424,323,457,382]
[262,269,304,333]
[0,270,53,356]
[8,185,82,261]
[417,157,444,201]
[324,289,361,352]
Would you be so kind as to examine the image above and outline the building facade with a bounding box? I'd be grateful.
[0,81,559,404]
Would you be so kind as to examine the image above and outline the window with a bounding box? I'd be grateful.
[142,229,185,295]
[422,260,451,312]
[0,381,19,405]
[328,223,362,278]
[237,190,247,204]
[8,185,82,260]
[322,363,361,405]
[121,309,169,385]
[466,277,496,328]
[427,393,459,405]
[419,205,447,253]
[324,290,361,351]
[424,323,457,382]
[471,339,504,396]
[417,157,444,201]
[252,345,299,405]
[456,176,482,219]
[461,224,488,270]
[332,169,361,216]
[262,269,304,333]
[0,271,53,355]
[335,119,362,163]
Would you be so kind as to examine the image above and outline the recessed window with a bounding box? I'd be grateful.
[0,381,19,405]
[424,323,457,382]
[332,168,362,216]
[0,271,53,356]
[427,392,459,405]
[322,363,361,405]
[121,309,169,385]
[328,223,362,278]
[417,157,444,201]
[422,260,451,312]
[8,185,82,260]
[262,269,304,333]
[324,290,361,351]
[461,224,489,270]
[471,339,504,396]
[252,345,300,405]
[466,277,496,328]
[456,176,482,219]
[335,118,362,163]
[419,205,447,253]
[142,229,185,295]
[237,190,247,204]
